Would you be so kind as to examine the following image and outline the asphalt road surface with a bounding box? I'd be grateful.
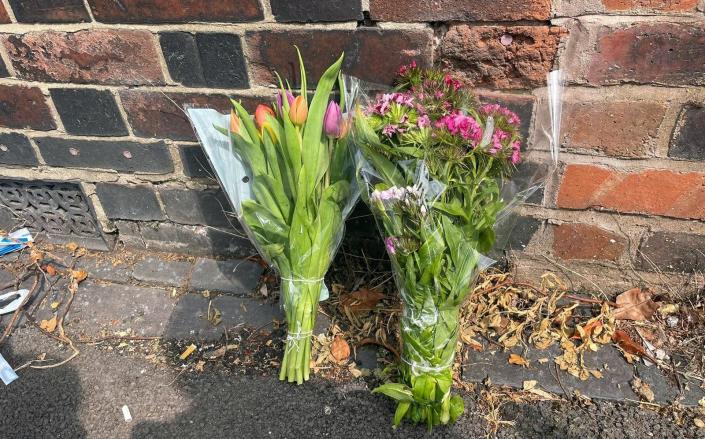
[0,328,702,439]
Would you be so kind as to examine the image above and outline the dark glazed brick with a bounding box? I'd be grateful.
[35,137,173,174]
[271,0,362,22]
[0,57,8,78]
[120,91,262,141]
[159,188,233,228]
[9,0,89,23]
[637,232,705,273]
[0,132,38,166]
[246,29,433,87]
[123,221,254,257]
[0,85,56,131]
[96,184,164,221]
[179,145,214,179]
[160,33,204,87]
[161,33,248,88]
[504,216,541,251]
[196,33,249,88]
[50,88,128,136]
[669,105,705,161]
[88,0,263,23]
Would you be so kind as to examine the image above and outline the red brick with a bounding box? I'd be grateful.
[245,29,433,87]
[88,0,263,23]
[370,0,550,21]
[553,223,626,262]
[562,101,666,157]
[120,91,263,141]
[602,0,697,11]
[440,25,566,89]
[586,23,705,86]
[0,85,56,130]
[0,4,11,22]
[557,164,705,220]
[2,30,163,85]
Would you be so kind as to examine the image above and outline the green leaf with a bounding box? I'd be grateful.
[301,52,345,197]
[393,401,411,427]
[372,383,414,402]
[449,395,465,423]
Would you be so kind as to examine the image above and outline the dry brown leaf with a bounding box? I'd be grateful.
[40,316,57,333]
[613,288,659,321]
[66,242,79,252]
[72,269,88,283]
[695,418,705,429]
[523,380,557,400]
[508,353,529,367]
[194,360,206,372]
[613,330,650,360]
[330,336,350,361]
[44,264,57,276]
[630,377,655,402]
[339,288,385,313]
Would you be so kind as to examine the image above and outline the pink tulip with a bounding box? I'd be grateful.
[276,91,295,116]
[323,101,343,138]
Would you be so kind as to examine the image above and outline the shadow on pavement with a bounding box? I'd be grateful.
[0,343,87,438]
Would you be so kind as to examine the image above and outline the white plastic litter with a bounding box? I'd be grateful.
[0,353,18,385]
[0,289,30,315]
[122,405,132,422]
[0,228,33,256]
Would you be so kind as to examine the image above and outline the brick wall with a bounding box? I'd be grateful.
[0,0,702,291]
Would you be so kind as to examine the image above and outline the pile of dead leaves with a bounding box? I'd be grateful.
[460,272,700,384]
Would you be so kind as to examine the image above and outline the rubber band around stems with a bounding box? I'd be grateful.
[400,355,454,374]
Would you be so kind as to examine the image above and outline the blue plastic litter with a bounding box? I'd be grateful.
[0,228,33,256]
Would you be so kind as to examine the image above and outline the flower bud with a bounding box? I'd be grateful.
[255,104,275,130]
[289,95,308,126]
[323,101,342,138]
[229,109,241,134]
[276,91,295,116]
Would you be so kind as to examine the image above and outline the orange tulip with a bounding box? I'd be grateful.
[289,95,308,126]
[229,109,241,134]
[254,104,275,130]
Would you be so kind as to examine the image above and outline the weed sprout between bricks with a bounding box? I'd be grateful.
[188,49,359,384]
[349,64,563,429]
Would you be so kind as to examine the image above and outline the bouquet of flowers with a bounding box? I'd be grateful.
[351,64,560,428]
[188,50,359,384]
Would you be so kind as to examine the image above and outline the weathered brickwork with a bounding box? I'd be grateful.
[0,1,700,291]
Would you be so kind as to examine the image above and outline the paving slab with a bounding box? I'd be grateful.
[132,256,192,287]
[189,258,263,294]
[65,281,176,337]
[77,257,133,284]
[164,293,283,341]
[463,342,705,406]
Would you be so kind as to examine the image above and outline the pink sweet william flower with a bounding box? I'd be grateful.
[436,114,483,144]
[382,124,399,137]
[489,129,510,155]
[480,104,521,125]
[384,237,397,255]
[417,114,431,128]
[510,141,521,164]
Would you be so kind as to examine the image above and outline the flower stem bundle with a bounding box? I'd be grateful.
[353,63,524,428]
[212,49,358,384]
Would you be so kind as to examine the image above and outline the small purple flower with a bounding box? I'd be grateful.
[417,114,431,128]
[384,237,397,255]
[276,91,295,116]
[382,124,399,137]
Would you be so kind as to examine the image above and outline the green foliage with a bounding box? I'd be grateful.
[221,49,356,385]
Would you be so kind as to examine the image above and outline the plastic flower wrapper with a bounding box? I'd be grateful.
[347,65,562,428]
[187,50,359,384]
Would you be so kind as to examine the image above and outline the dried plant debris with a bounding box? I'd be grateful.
[460,271,705,386]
